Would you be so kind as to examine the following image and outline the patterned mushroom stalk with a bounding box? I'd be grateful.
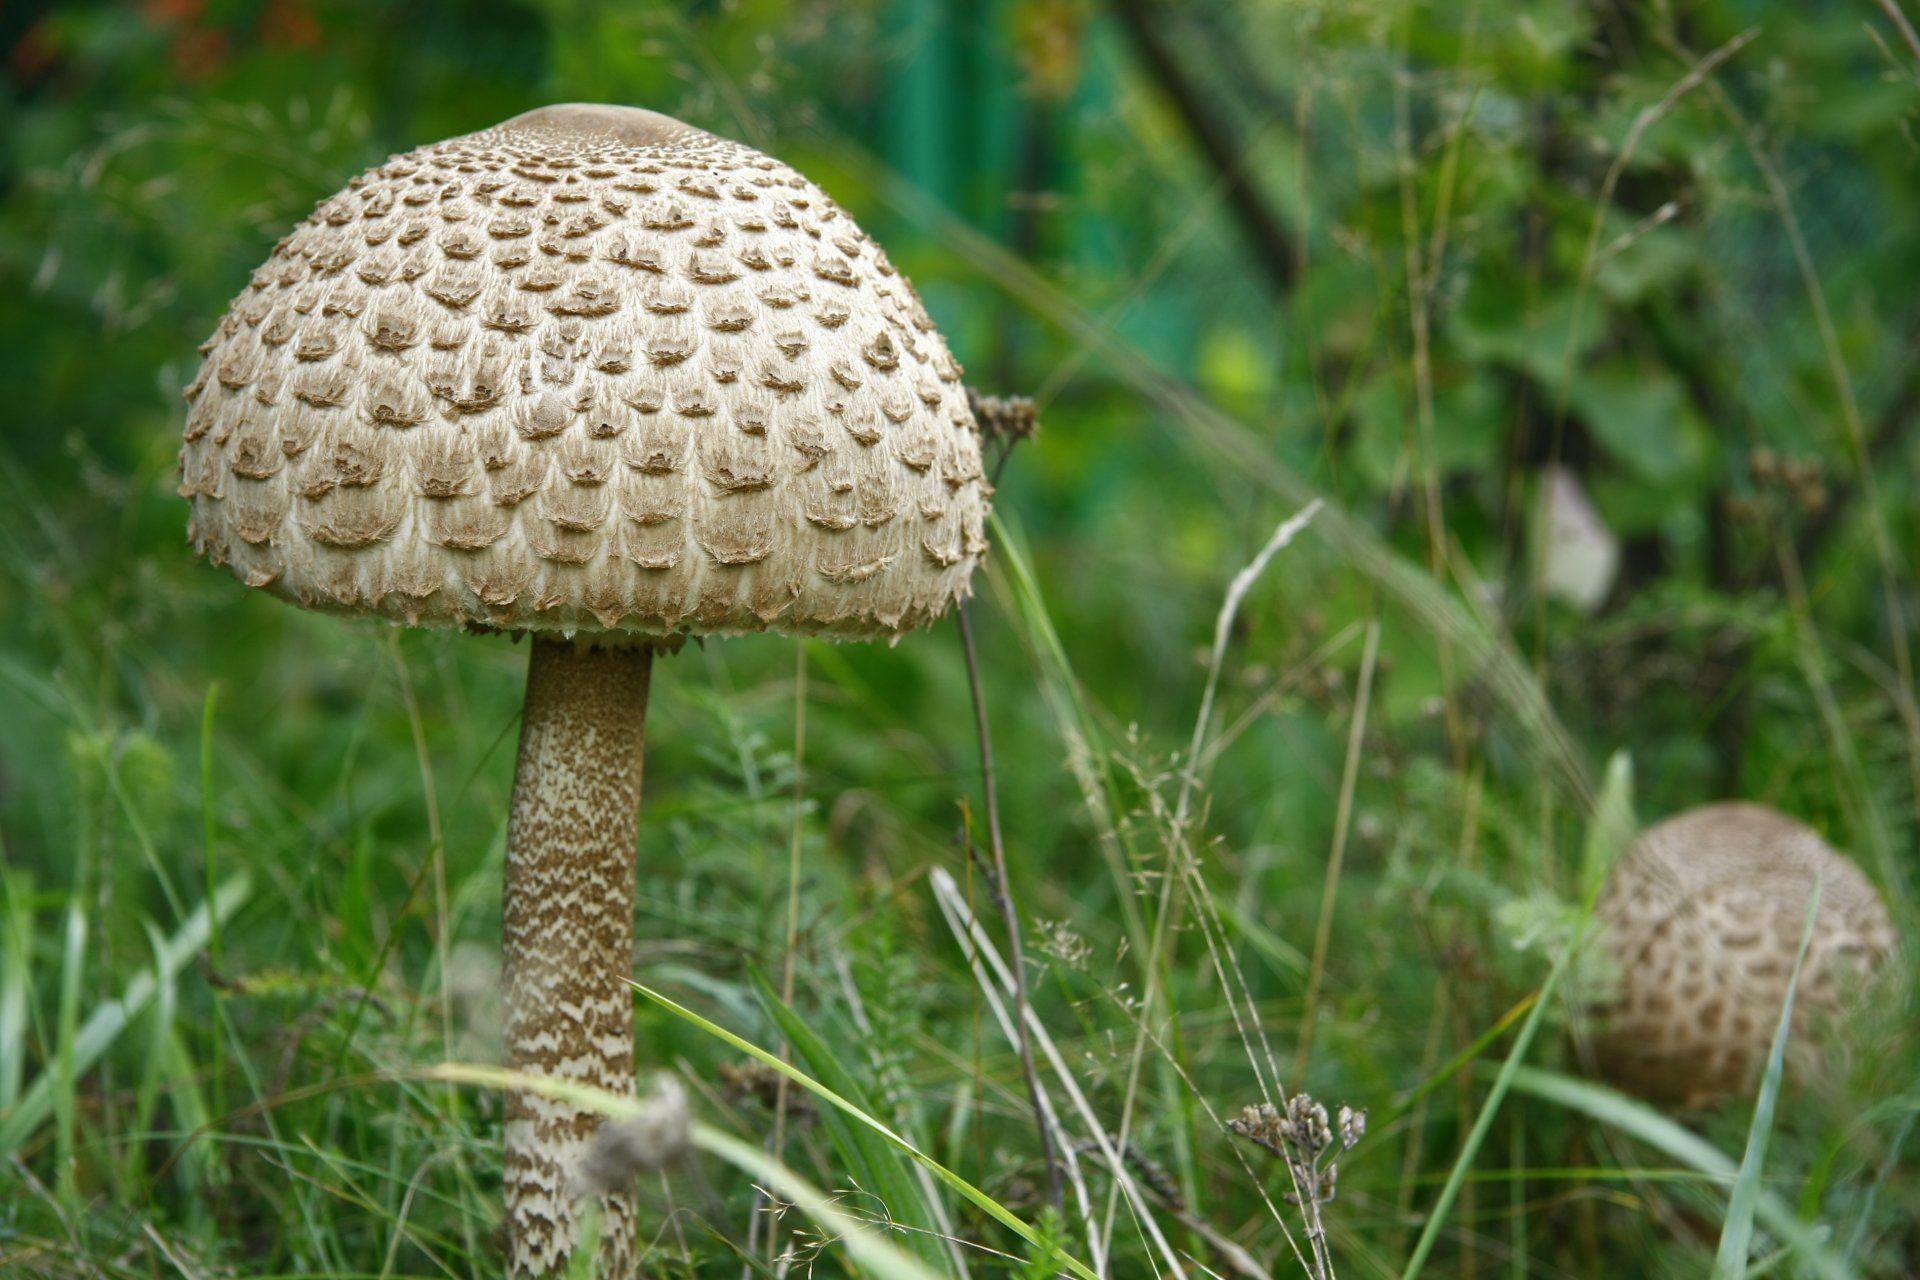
[1590,803,1895,1105]
[179,104,988,1275]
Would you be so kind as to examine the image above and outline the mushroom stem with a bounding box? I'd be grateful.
[503,636,652,1277]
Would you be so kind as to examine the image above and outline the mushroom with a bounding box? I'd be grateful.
[178,104,989,1275]
[1588,802,1896,1104]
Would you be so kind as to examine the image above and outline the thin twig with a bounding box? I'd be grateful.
[1080,961,1317,1278]
[955,600,1062,1210]
[1184,501,1329,832]
[1073,1142,1274,1280]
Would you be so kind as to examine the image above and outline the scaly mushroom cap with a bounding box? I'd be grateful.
[178,104,988,639]
[1591,802,1896,1102]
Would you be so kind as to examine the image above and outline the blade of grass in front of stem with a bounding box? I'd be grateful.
[130,918,176,1190]
[1579,752,1637,902]
[1713,882,1823,1280]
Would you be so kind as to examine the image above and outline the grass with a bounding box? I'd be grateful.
[4,2,1920,1276]
[9,457,1910,1275]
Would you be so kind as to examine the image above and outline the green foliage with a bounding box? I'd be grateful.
[3,0,1918,1276]
[1015,1206,1067,1280]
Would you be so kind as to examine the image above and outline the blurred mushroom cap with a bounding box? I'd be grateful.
[179,104,988,640]
[1591,802,1897,1103]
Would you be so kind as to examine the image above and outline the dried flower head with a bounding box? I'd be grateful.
[1227,1091,1366,1280]
[1336,1103,1366,1153]
[966,388,1039,453]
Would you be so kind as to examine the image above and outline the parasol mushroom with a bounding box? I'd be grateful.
[178,103,988,1275]
[1588,802,1895,1105]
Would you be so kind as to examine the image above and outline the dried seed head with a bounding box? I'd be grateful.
[1590,802,1896,1104]
[966,388,1039,452]
[181,104,988,641]
[1226,1101,1285,1158]
[1228,1091,1364,1213]
[1337,1104,1366,1152]
[1279,1095,1332,1156]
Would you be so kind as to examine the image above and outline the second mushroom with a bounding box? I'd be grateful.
[1588,802,1895,1104]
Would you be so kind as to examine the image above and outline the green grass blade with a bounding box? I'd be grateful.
[1580,752,1637,901]
[1215,899,1308,977]
[0,873,252,1159]
[158,1024,218,1195]
[199,681,227,1130]
[1400,752,1640,1274]
[53,897,85,1206]
[1509,1066,1854,1280]
[631,979,1101,1280]
[130,916,177,1189]
[1398,959,1567,1279]
[695,1122,951,1280]
[0,866,31,1114]
[749,967,950,1271]
[1714,881,1822,1279]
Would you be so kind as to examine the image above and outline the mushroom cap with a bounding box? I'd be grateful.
[1590,802,1896,1103]
[179,104,988,639]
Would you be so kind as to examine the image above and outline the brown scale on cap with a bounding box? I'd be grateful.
[1590,802,1896,1105]
[179,103,987,638]
[179,105,990,1279]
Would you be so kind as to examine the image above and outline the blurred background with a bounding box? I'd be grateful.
[2,1,1918,1276]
